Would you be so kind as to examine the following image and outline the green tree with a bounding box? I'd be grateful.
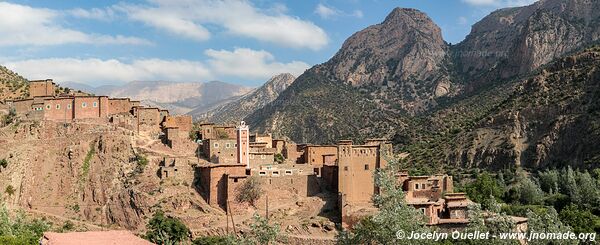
[538,169,559,193]
[0,159,7,169]
[144,211,190,245]
[244,214,281,245]
[236,176,262,206]
[0,202,50,245]
[457,204,517,245]
[527,207,576,245]
[337,159,431,244]
[192,235,237,245]
[274,153,284,164]
[466,172,504,208]
[574,171,599,209]
[517,177,543,205]
[558,205,600,234]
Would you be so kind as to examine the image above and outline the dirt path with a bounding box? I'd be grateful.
[24,208,105,230]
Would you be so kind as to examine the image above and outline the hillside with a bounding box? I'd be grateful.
[0,65,29,100]
[247,0,600,170]
[399,47,600,173]
[195,73,296,124]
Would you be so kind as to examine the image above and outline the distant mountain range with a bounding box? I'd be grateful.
[62,80,252,115]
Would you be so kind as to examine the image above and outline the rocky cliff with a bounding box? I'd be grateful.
[455,0,600,84]
[195,73,296,124]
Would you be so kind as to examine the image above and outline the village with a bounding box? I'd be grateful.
[0,78,485,234]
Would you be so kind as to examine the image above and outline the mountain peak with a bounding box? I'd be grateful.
[383,7,430,24]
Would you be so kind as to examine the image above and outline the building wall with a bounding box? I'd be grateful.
[249,153,274,167]
[338,142,392,222]
[163,115,193,132]
[29,80,55,98]
[136,107,161,126]
[43,98,74,121]
[13,99,33,117]
[199,164,246,208]
[108,98,133,115]
[73,97,108,119]
[305,146,338,166]
[203,139,237,164]
[250,134,272,148]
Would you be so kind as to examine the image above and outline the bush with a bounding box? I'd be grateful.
[192,235,237,245]
[134,154,148,174]
[0,159,7,168]
[465,172,504,206]
[274,153,284,164]
[144,211,190,244]
[559,205,600,233]
[5,185,15,196]
[236,176,262,206]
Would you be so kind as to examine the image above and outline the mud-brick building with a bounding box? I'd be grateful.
[198,163,247,208]
[203,138,238,164]
[199,123,237,140]
[29,79,56,98]
[249,133,273,148]
[163,115,193,132]
[337,139,393,225]
[133,107,161,126]
[108,98,135,115]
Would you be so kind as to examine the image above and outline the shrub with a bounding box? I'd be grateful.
[236,176,262,206]
[144,211,190,244]
[5,185,15,196]
[134,153,148,174]
[0,159,7,168]
[274,153,284,164]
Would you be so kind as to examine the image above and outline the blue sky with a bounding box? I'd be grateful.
[0,0,536,87]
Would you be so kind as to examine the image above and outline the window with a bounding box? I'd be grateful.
[266,166,272,170]
[259,171,266,176]
[56,104,60,109]
[364,164,369,170]
[225,143,230,148]
[46,105,51,110]
[82,102,87,108]
[420,208,426,214]
[344,166,348,171]
[93,102,98,107]
[272,171,280,176]
[415,184,419,190]
[67,104,71,109]
[285,170,292,175]
[214,143,219,148]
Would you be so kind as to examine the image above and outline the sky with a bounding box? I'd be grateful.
[0,0,537,87]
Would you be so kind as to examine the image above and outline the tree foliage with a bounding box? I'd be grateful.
[0,202,50,245]
[465,172,504,210]
[144,210,190,245]
[527,207,576,245]
[236,176,262,206]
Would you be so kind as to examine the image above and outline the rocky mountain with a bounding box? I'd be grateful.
[195,73,296,124]
[63,80,252,115]
[247,0,600,170]
[455,0,600,84]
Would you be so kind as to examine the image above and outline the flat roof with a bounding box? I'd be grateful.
[42,230,153,245]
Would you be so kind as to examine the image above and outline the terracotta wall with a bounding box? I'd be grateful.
[108,98,132,115]
[43,98,74,121]
[29,80,55,98]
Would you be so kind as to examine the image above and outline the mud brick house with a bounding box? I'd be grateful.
[108,98,135,115]
[337,140,392,225]
[249,133,273,148]
[198,163,247,208]
[203,138,238,164]
[248,147,276,168]
[163,115,193,132]
[29,79,56,98]
[133,107,161,126]
[199,123,237,140]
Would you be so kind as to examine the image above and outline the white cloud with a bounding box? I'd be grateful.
[314,3,363,19]
[4,58,211,85]
[0,2,151,46]
[462,0,536,7]
[116,0,328,50]
[314,3,339,19]
[3,48,309,85]
[205,48,309,79]
[68,7,116,21]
